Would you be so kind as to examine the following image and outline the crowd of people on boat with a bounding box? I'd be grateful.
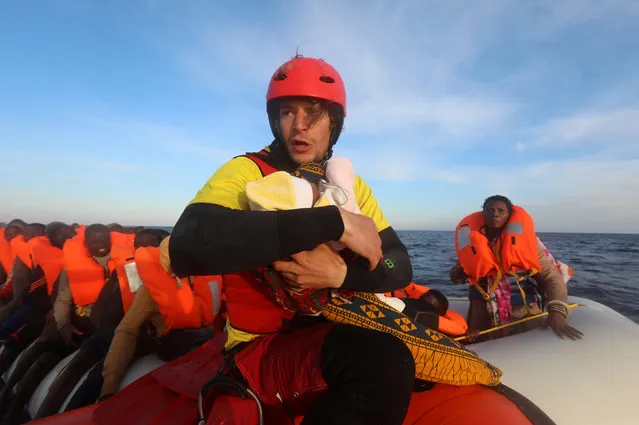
[0,55,581,425]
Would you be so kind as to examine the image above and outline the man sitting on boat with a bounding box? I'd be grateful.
[96,230,224,403]
[165,54,419,425]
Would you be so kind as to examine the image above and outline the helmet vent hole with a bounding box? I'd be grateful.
[274,71,288,81]
[319,76,335,84]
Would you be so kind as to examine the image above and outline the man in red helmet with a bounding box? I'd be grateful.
[166,55,415,425]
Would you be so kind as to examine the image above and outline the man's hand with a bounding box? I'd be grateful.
[337,208,382,271]
[273,244,347,290]
[449,263,467,284]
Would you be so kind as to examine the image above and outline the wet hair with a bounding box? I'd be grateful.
[422,290,449,316]
[86,224,109,238]
[133,230,161,248]
[482,195,513,215]
[28,223,47,236]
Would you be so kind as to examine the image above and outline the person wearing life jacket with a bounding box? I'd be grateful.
[163,55,416,425]
[0,224,136,422]
[0,223,46,325]
[39,230,174,414]
[451,195,583,341]
[0,220,27,302]
[96,230,224,403]
[31,224,139,419]
[0,223,76,378]
[384,284,468,337]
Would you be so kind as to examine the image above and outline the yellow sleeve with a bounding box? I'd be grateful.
[353,175,390,232]
[189,156,264,211]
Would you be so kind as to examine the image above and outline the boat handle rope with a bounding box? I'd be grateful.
[454,303,580,342]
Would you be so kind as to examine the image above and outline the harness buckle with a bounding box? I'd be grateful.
[197,354,264,425]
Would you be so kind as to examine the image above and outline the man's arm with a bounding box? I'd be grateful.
[101,286,157,397]
[169,156,345,276]
[53,269,73,331]
[340,226,412,293]
[170,204,345,276]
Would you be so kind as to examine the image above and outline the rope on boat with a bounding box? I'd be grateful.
[454,303,580,342]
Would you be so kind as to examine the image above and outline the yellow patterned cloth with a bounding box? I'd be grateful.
[322,292,502,386]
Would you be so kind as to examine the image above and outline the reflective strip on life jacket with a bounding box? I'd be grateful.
[135,246,222,333]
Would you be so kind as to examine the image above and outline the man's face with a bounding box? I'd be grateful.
[52,226,76,249]
[85,231,111,257]
[279,98,332,164]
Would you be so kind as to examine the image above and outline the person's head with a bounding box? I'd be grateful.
[85,224,111,257]
[70,223,81,230]
[47,222,76,249]
[266,55,346,164]
[482,195,514,230]
[106,223,124,233]
[421,290,449,316]
[133,226,145,234]
[7,219,27,229]
[25,223,46,241]
[4,222,24,242]
[151,229,171,241]
[134,230,161,249]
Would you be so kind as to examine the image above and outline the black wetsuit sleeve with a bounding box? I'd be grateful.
[170,203,345,276]
[340,226,412,293]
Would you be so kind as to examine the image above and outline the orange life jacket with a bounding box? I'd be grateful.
[10,235,32,269]
[64,232,136,310]
[455,206,540,289]
[134,246,222,334]
[385,283,468,337]
[438,310,467,337]
[0,228,15,275]
[29,236,65,295]
[385,282,429,299]
[222,151,297,334]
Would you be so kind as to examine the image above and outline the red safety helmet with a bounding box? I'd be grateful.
[266,56,346,116]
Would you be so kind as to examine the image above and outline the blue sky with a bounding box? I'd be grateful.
[1,0,638,233]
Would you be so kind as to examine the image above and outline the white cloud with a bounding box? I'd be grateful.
[534,107,639,151]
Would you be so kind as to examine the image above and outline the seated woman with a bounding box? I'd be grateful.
[450,195,582,341]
